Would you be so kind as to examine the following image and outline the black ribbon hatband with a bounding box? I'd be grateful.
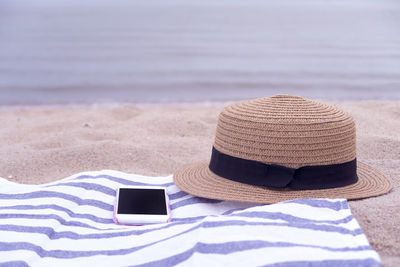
[209,147,358,190]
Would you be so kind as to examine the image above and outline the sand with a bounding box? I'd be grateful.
[0,101,399,266]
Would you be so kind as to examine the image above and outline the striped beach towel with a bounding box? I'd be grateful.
[0,170,381,266]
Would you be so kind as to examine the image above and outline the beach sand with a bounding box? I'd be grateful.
[0,101,399,266]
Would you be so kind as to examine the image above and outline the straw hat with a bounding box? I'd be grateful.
[174,95,392,203]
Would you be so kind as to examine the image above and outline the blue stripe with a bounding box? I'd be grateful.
[232,211,355,225]
[286,199,348,211]
[0,239,374,260]
[0,223,185,240]
[168,190,189,200]
[170,197,222,209]
[0,216,362,240]
[0,191,113,211]
[0,218,204,240]
[261,259,381,267]
[203,220,363,235]
[0,214,111,230]
[0,261,30,267]
[172,215,211,222]
[222,208,246,215]
[0,205,113,224]
[46,182,116,196]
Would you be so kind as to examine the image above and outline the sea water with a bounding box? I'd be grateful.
[0,0,399,105]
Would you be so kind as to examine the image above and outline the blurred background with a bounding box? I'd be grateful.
[0,0,399,105]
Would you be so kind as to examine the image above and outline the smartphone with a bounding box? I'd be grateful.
[114,186,170,225]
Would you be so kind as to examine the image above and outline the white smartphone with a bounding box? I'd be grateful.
[114,186,170,225]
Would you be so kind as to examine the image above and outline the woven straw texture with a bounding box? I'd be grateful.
[174,95,392,203]
[214,94,356,168]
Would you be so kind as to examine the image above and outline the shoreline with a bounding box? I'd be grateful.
[2,97,400,110]
[0,100,233,111]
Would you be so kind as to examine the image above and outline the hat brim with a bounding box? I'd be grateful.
[173,160,392,203]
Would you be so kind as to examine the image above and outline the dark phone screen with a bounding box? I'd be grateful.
[117,188,168,215]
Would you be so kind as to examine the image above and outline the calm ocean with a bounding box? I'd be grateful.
[1,0,399,105]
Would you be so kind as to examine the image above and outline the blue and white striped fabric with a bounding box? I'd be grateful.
[0,170,381,267]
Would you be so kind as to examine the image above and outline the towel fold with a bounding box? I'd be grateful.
[0,170,381,267]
